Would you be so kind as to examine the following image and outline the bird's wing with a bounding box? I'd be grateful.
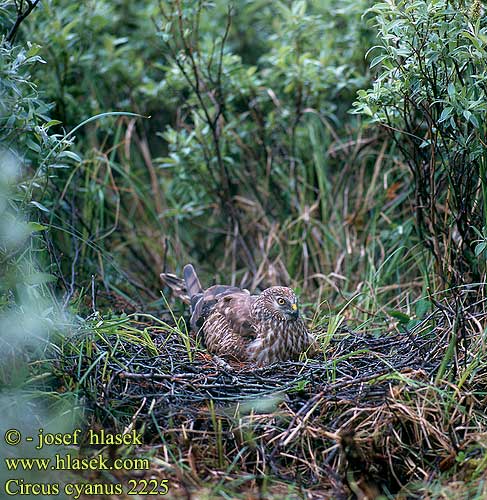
[190,285,244,331]
[183,264,203,297]
[201,291,257,360]
[161,263,255,342]
[211,291,257,339]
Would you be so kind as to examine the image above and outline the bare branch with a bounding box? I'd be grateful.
[6,0,41,43]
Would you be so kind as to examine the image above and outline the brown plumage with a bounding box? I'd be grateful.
[160,264,316,365]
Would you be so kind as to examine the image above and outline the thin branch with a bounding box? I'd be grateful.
[6,0,41,43]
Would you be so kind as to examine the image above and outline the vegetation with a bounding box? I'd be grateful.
[1,0,487,498]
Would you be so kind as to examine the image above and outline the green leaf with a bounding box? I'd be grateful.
[26,139,41,153]
[415,299,430,318]
[447,83,455,98]
[45,119,62,128]
[26,43,42,58]
[388,310,411,323]
[59,150,82,163]
[284,82,295,93]
[469,113,480,128]
[475,242,487,256]
[438,107,453,123]
[27,222,48,232]
[370,54,388,68]
[24,272,58,285]
[406,319,422,330]
[30,201,50,213]
[292,0,307,17]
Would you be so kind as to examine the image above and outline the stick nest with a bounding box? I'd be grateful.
[60,306,487,498]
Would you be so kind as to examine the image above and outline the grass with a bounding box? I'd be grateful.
[6,113,487,497]
[6,112,487,497]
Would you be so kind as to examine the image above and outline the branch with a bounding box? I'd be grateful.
[6,0,41,43]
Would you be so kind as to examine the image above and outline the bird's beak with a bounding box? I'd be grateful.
[290,302,299,318]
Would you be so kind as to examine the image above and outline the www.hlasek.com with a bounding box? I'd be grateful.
[3,428,169,498]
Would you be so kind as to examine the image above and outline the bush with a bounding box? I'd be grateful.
[5,0,399,304]
[354,0,487,287]
[155,0,383,285]
[0,30,75,306]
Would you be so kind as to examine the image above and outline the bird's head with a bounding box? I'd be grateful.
[257,286,300,322]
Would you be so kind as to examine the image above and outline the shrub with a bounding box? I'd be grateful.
[354,0,487,287]
[155,0,383,287]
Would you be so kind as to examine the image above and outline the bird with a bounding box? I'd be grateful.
[160,264,317,365]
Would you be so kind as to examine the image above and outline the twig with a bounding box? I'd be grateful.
[6,0,41,43]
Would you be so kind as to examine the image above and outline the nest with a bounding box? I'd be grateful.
[62,306,487,498]
[108,327,440,412]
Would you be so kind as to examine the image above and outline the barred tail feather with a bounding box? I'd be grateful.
[183,264,203,298]
[160,272,190,304]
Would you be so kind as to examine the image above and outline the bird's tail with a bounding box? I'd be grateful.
[160,270,191,304]
[159,264,203,305]
[183,264,203,298]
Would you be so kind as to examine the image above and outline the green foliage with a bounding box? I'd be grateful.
[354,0,487,285]
[3,0,404,308]
[3,0,487,498]
[0,21,82,487]
[156,0,389,283]
[19,0,165,126]
[0,40,73,165]
[0,36,68,311]
[0,25,88,329]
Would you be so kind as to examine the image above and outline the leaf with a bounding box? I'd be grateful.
[475,242,487,256]
[292,0,307,17]
[25,272,58,285]
[388,310,411,323]
[447,82,455,98]
[26,43,41,58]
[469,113,480,128]
[59,150,82,163]
[45,119,62,128]
[406,319,422,330]
[415,299,430,318]
[438,107,453,123]
[26,139,41,153]
[30,201,50,213]
[284,82,295,93]
[27,222,48,232]
[370,54,388,68]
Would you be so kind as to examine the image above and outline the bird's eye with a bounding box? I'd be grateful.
[277,298,286,305]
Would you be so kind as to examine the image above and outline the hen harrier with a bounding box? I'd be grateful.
[160,264,316,365]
